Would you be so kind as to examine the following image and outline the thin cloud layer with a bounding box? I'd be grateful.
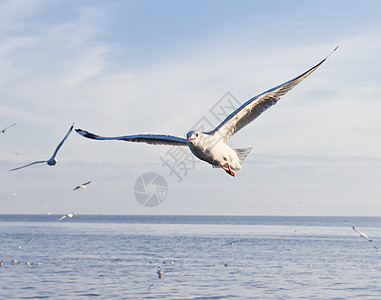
[1,1,381,215]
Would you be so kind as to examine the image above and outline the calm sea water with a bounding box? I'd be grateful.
[1,215,381,299]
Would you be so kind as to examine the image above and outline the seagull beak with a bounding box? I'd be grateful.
[188,137,195,142]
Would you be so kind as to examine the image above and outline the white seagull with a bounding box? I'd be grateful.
[76,48,337,177]
[73,181,91,190]
[1,123,16,134]
[58,212,76,221]
[352,226,372,242]
[8,123,74,172]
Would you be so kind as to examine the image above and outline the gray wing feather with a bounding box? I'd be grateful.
[207,47,338,142]
[76,129,188,146]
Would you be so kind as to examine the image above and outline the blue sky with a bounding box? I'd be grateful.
[1,0,381,215]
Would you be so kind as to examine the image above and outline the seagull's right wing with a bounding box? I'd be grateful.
[51,123,74,159]
[76,129,188,146]
[207,47,338,143]
[8,160,48,172]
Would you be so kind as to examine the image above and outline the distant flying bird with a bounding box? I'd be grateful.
[223,240,237,246]
[352,226,372,242]
[73,181,91,190]
[147,283,158,291]
[8,123,74,172]
[58,212,76,221]
[157,266,163,279]
[76,47,337,177]
[1,123,16,134]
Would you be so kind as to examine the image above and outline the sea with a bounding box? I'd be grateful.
[1,215,381,299]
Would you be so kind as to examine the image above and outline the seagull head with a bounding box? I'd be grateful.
[47,158,57,166]
[187,130,201,144]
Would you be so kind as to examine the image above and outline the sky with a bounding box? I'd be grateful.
[1,0,381,216]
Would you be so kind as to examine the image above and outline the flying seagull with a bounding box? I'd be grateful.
[73,181,91,190]
[352,226,372,242]
[8,123,74,172]
[1,123,16,134]
[76,48,337,177]
[58,212,76,221]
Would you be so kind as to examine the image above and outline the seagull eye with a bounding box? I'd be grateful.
[195,133,199,137]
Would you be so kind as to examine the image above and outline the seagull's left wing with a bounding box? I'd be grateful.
[76,129,188,146]
[51,123,74,159]
[58,215,67,221]
[8,160,48,172]
[1,123,16,133]
[207,47,338,143]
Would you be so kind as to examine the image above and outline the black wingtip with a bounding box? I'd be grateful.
[75,129,98,140]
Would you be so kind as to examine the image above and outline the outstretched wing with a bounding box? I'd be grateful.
[352,226,372,242]
[1,123,16,132]
[207,47,338,143]
[8,160,48,172]
[51,123,74,159]
[58,215,67,221]
[76,129,188,146]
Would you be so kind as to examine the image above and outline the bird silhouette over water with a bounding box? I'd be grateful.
[352,226,372,242]
[58,212,76,221]
[76,47,337,177]
[157,266,163,279]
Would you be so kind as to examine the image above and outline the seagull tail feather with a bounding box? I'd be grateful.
[233,147,253,165]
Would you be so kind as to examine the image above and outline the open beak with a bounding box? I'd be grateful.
[188,137,195,142]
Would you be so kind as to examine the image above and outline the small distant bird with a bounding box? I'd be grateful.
[1,123,16,134]
[147,283,159,291]
[0,260,2,266]
[157,266,163,279]
[59,212,76,221]
[162,260,174,265]
[224,240,237,246]
[12,259,18,265]
[73,181,91,190]
[8,123,74,171]
[352,226,372,242]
